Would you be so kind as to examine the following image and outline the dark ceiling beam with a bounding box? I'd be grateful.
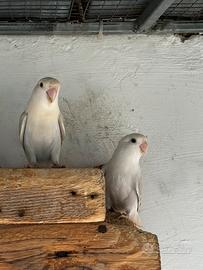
[75,0,85,22]
[135,0,176,33]
[83,0,92,21]
[0,21,202,35]
[68,0,75,20]
[0,22,135,35]
[155,20,203,33]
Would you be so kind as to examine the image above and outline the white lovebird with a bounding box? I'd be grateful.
[103,133,148,227]
[19,77,66,167]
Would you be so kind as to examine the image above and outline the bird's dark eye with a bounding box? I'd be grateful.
[40,82,43,88]
[131,138,136,143]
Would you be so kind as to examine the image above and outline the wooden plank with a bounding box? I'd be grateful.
[0,212,161,270]
[0,168,105,224]
[0,263,21,270]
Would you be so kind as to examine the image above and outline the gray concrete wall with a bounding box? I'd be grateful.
[0,34,202,269]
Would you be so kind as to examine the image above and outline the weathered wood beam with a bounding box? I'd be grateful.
[0,212,161,270]
[0,168,105,224]
[0,263,21,270]
[135,0,176,32]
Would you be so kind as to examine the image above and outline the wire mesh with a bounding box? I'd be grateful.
[0,0,73,22]
[84,0,149,21]
[163,0,203,19]
[0,0,202,25]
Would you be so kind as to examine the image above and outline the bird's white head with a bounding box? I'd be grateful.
[115,133,148,164]
[34,77,60,105]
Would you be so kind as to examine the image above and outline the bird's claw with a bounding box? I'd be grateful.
[52,164,66,168]
[26,164,38,168]
[118,213,128,220]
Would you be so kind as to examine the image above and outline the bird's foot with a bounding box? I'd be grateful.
[129,218,143,230]
[26,164,31,168]
[94,164,103,169]
[118,213,128,220]
[26,164,38,168]
[132,222,143,230]
[52,164,66,168]
[134,224,143,232]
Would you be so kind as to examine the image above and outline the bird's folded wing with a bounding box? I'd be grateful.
[135,175,142,211]
[58,113,66,143]
[19,111,28,146]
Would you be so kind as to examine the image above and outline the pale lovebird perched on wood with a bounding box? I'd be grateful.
[103,133,148,228]
[19,77,66,167]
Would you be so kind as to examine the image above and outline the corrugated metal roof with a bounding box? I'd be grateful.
[84,0,150,21]
[0,0,202,33]
[0,0,202,22]
[163,0,203,19]
[0,0,73,21]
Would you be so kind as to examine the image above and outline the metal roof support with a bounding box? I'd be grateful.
[68,0,75,20]
[0,22,135,35]
[156,20,203,33]
[135,0,176,33]
[75,0,85,22]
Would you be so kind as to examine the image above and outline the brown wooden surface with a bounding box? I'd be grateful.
[0,263,21,270]
[0,212,161,270]
[0,168,105,224]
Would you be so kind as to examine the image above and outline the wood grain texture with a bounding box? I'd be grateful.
[0,168,105,224]
[0,212,161,270]
[0,263,21,270]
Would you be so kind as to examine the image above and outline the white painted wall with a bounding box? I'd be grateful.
[0,34,202,269]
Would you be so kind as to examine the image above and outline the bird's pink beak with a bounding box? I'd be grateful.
[46,87,58,102]
[140,141,148,154]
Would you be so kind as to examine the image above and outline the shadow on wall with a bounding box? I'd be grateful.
[60,87,140,167]
[0,86,140,168]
